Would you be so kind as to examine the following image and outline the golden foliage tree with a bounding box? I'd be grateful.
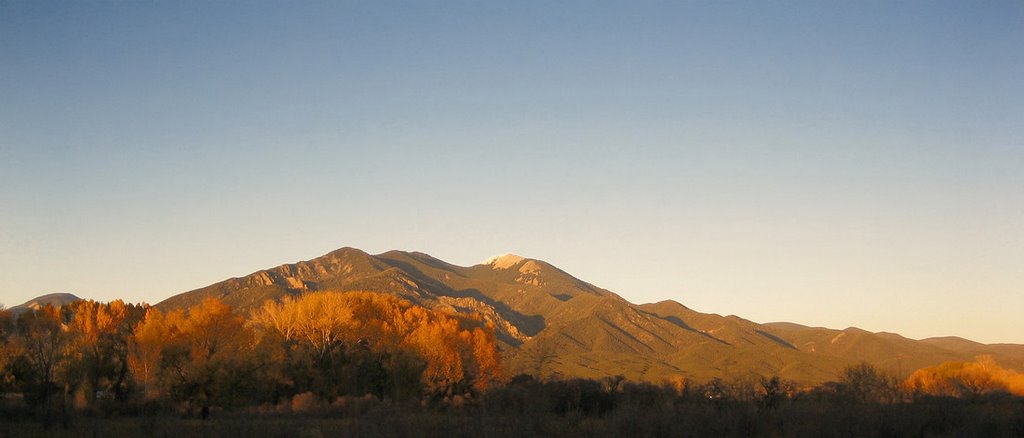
[12,304,69,406]
[470,325,503,391]
[250,292,355,363]
[131,297,257,410]
[170,297,248,361]
[250,291,503,398]
[904,356,1024,397]
[64,299,142,404]
[128,307,171,399]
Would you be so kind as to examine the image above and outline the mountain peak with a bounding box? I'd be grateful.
[483,253,526,269]
[10,292,82,313]
[151,245,1024,384]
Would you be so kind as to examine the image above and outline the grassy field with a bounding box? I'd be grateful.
[3,391,1024,438]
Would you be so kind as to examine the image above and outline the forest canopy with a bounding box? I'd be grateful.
[2,292,1024,437]
[0,291,502,415]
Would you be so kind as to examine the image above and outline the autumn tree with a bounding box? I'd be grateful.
[0,306,16,392]
[63,299,144,405]
[11,305,70,407]
[469,324,503,391]
[406,314,466,395]
[837,363,900,403]
[251,292,353,367]
[250,291,503,400]
[125,297,263,413]
[128,307,171,399]
[904,356,1024,398]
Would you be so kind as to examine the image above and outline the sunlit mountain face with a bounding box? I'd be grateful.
[155,247,1024,384]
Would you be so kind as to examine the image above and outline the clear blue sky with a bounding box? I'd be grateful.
[2,1,1022,343]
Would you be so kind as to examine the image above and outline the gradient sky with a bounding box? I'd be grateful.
[2,1,1022,343]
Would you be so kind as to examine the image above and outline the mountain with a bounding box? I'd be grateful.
[156,247,1024,384]
[9,292,82,314]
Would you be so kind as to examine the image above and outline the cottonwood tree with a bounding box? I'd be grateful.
[131,298,259,412]
[250,291,503,400]
[128,307,172,399]
[0,306,16,392]
[904,356,1022,398]
[470,324,503,391]
[251,293,353,367]
[12,305,70,407]
[64,300,143,405]
[838,363,899,403]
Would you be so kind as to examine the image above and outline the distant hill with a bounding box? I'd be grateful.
[156,247,1024,384]
[9,292,82,314]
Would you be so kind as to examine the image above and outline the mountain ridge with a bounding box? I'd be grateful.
[9,292,82,314]
[40,246,1020,384]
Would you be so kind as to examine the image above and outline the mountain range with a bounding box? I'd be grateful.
[15,247,1024,384]
[153,247,1024,384]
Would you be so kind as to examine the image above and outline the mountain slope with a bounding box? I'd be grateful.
[9,292,81,314]
[156,247,1024,384]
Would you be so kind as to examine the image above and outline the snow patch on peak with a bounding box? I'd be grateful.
[484,253,526,269]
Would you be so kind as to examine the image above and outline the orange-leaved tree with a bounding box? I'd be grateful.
[904,356,1024,397]
[64,299,144,404]
[12,304,69,407]
[250,291,503,399]
[128,306,172,399]
[130,297,259,410]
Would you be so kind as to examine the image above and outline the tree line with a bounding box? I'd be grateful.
[0,291,502,418]
[2,291,1023,436]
